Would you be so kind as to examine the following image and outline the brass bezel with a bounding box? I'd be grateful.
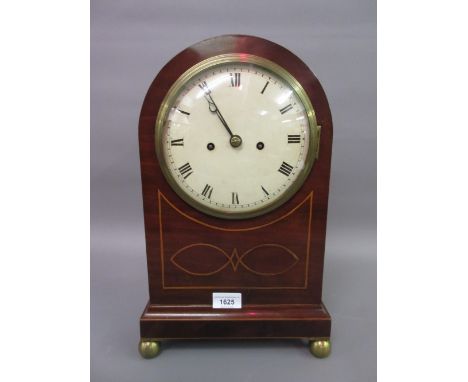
[155,54,320,220]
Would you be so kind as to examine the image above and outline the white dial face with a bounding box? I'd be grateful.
[159,60,313,218]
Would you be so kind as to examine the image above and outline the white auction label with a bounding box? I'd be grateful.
[212,293,242,309]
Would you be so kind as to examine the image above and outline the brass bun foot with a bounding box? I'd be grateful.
[138,339,161,359]
[309,339,331,358]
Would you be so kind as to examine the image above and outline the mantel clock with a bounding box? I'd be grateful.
[137,35,333,358]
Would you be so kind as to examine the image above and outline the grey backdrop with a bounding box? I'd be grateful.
[91,0,376,381]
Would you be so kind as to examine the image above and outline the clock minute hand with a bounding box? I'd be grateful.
[199,83,242,148]
[202,92,234,137]
[207,99,234,137]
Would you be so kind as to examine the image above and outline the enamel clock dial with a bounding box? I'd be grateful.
[138,35,333,358]
[156,55,320,219]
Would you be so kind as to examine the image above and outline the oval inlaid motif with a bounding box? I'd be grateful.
[239,244,299,276]
[170,243,231,276]
[171,243,299,277]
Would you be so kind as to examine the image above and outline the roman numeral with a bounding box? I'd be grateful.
[230,73,241,87]
[260,81,269,94]
[279,104,293,114]
[178,162,193,179]
[176,109,190,115]
[261,186,269,196]
[232,192,239,204]
[201,184,213,199]
[170,138,184,146]
[288,134,301,143]
[278,161,294,177]
[198,80,210,95]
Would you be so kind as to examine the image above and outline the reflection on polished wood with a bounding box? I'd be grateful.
[140,302,331,340]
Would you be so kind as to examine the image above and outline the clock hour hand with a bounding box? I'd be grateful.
[199,82,242,148]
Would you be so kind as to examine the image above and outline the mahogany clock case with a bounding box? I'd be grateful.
[138,35,333,341]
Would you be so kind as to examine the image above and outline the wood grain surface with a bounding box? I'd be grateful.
[138,35,333,340]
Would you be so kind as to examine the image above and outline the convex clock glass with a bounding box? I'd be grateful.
[156,55,320,219]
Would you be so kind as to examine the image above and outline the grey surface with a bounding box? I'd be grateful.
[91,0,376,381]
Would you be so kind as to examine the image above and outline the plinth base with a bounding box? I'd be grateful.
[139,302,331,357]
